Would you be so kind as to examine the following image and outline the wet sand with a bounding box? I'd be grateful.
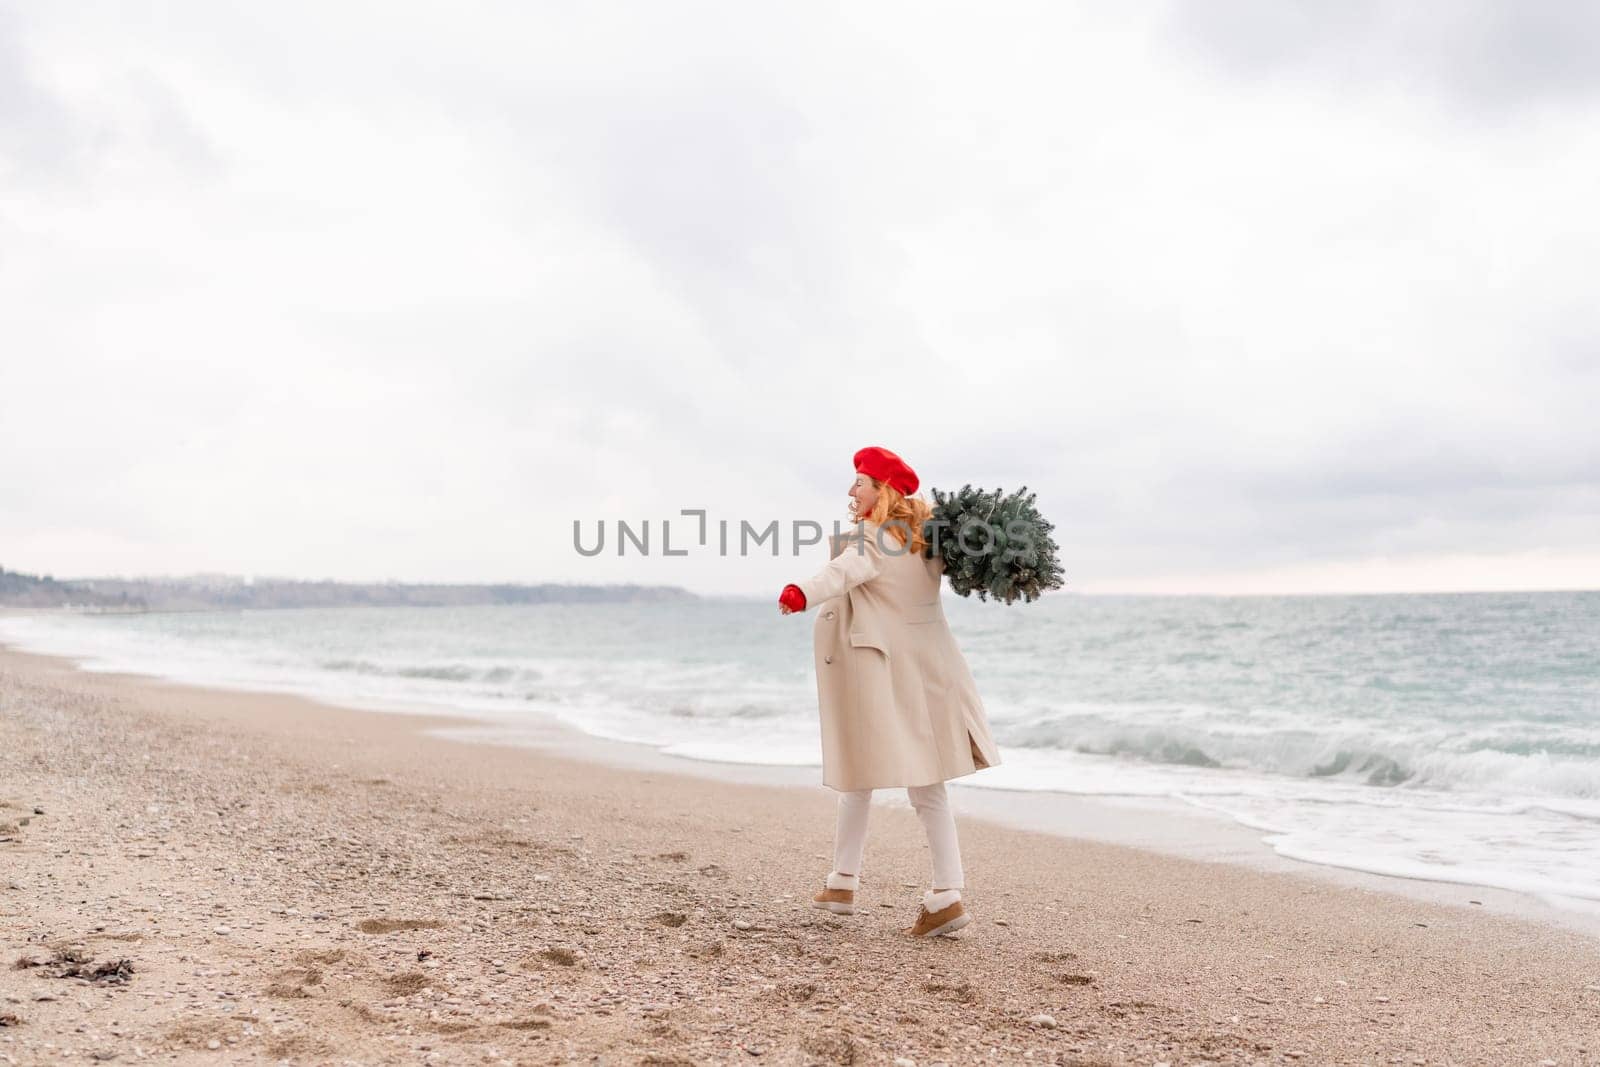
[2,644,1598,1065]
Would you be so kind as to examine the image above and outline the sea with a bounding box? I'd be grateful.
[3,590,1597,913]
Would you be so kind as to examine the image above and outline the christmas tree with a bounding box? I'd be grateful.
[923,485,1066,604]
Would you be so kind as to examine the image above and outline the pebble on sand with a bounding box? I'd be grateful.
[1027,1013,1056,1029]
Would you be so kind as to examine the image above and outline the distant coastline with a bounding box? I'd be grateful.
[0,565,694,612]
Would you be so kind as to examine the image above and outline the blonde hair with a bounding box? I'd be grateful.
[861,479,933,555]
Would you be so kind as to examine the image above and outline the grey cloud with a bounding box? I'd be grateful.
[1239,440,1600,503]
[0,9,84,183]
[1141,429,1600,566]
[1163,0,1600,111]
[0,10,220,192]
[504,83,902,379]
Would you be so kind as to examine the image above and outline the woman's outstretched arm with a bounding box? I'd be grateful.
[791,527,886,608]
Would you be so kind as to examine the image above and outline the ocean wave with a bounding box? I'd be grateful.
[1307,749,1411,787]
[994,715,1600,799]
[395,664,478,682]
[318,658,541,686]
[319,658,384,674]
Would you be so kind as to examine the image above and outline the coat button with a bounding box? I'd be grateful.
[825,611,835,620]
[824,654,833,664]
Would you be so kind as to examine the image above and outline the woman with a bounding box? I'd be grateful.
[778,445,1002,938]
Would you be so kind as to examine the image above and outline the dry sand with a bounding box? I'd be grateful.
[2,643,1598,1066]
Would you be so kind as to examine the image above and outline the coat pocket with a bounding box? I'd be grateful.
[903,600,945,626]
[848,629,889,657]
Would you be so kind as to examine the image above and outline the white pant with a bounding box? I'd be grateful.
[832,782,965,891]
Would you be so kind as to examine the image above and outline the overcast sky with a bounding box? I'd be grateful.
[3,1,1597,597]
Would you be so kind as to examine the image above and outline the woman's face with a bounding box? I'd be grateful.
[848,473,879,520]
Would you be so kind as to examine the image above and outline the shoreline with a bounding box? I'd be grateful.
[4,614,1597,943]
[431,713,1600,943]
[4,642,1600,1062]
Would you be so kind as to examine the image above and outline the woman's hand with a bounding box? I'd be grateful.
[778,584,807,614]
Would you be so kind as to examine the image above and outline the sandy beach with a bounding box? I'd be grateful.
[2,643,1598,1066]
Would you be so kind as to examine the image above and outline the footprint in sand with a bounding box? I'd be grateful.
[687,939,724,959]
[921,980,977,1003]
[383,971,434,995]
[498,1019,553,1032]
[263,1033,332,1060]
[163,1017,246,1052]
[523,946,580,969]
[265,966,325,999]
[356,918,446,934]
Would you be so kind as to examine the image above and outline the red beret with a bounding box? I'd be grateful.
[854,445,919,496]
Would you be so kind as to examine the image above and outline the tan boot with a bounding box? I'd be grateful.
[906,888,970,937]
[811,871,858,915]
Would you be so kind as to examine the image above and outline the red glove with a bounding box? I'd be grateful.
[778,584,807,612]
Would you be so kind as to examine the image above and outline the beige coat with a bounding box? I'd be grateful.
[795,520,1003,791]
